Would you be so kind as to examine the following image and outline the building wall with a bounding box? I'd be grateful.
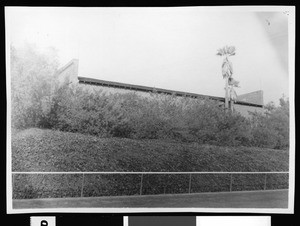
[237,90,264,105]
[80,83,263,117]
[233,103,264,117]
[79,84,168,98]
[57,59,79,86]
[57,59,264,118]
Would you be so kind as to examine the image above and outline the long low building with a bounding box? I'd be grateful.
[57,59,264,117]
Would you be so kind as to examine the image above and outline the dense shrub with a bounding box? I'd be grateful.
[10,44,59,129]
[12,129,289,199]
[47,82,289,149]
[249,97,289,149]
[249,113,278,148]
[142,174,190,195]
[12,128,289,173]
[47,83,256,147]
[49,85,136,137]
[13,173,289,199]
[83,174,141,197]
[191,174,232,193]
[13,174,82,199]
[10,45,289,149]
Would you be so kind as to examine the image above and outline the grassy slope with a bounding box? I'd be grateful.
[11,128,289,199]
[12,128,289,172]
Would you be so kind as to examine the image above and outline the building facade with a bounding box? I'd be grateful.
[58,59,264,117]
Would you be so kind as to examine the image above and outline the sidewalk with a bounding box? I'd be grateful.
[13,189,288,209]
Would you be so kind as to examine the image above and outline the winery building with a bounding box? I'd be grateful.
[57,59,264,117]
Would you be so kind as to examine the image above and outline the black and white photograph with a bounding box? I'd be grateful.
[5,6,295,213]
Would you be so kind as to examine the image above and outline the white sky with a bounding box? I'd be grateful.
[6,7,293,104]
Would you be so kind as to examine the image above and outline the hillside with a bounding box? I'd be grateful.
[12,128,289,172]
[11,128,289,199]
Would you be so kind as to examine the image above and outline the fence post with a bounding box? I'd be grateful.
[12,173,14,193]
[140,174,143,195]
[188,174,192,193]
[81,173,85,197]
[229,174,233,192]
[164,174,167,194]
[264,174,267,190]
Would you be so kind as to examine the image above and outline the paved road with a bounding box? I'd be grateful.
[13,189,288,209]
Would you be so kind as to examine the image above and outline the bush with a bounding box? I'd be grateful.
[191,174,231,193]
[13,174,82,199]
[42,83,290,149]
[12,128,289,173]
[83,174,141,197]
[12,129,289,199]
[10,44,59,129]
[49,85,136,137]
[142,174,190,195]
[10,44,289,149]
[13,173,288,199]
[249,96,289,149]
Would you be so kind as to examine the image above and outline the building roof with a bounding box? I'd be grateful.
[56,59,79,76]
[78,76,264,108]
[237,90,264,106]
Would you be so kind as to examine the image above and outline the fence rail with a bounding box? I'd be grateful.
[12,171,289,174]
[11,171,289,199]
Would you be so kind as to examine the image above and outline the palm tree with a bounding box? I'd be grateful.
[217,46,236,111]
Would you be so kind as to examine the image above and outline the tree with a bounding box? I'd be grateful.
[249,96,289,149]
[268,96,289,149]
[10,43,59,129]
[216,46,239,111]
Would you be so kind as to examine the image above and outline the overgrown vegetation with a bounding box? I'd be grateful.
[11,44,290,149]
[10,44,59,129]
[12,128,289,172]
[12,128,289,199]
[10,44,290,199]
[13,172,289,199]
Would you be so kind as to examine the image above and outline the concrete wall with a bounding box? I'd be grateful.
[234,103,264,117]
[79,84,161,98]
[81,84,264,117]
[57,59,79,86]
[57,59,264,118]
[237,90,264,105]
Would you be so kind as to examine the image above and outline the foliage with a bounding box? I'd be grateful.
[10,45,289,149]
[10,44,59,129]
[47,81,256,147]
[217,45,235,78]
[13,172,288,199]
[216,46,236,57]
[249,96,289,149]
[12,128,289,199]
[12,128,289,172]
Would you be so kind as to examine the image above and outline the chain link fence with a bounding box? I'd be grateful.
[12,172,289,199]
